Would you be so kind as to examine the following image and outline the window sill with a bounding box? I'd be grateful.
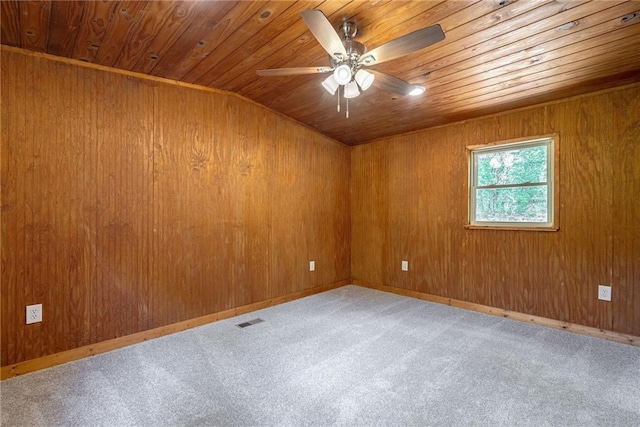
[464,224,559,232]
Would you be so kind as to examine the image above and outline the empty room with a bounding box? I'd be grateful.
[1,1,639,425]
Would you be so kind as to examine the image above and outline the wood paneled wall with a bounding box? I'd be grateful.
[2,46,638,369]
[352,83,640,337]
[1,47,351,367]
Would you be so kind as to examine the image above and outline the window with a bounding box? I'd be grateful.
[468,136,557,230]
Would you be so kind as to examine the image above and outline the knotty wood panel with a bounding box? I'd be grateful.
[1,47,350,366]
[46,1,85,57]
[71,0,119,63]
[163,1,263,82]
[18,1,51,52]
[129,1,208,74]
[92,1,149,66]
[352,83,640,336]
[148,0,241,79]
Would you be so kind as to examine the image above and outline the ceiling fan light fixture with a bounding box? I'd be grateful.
[409,85,426,96]
[355,69,374,91]
[321,75,339,95]
[344,81,360,98]
[333,64,352,85]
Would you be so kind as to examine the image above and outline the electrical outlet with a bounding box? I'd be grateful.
[598,285,611,302]
[401,260,409,271]
[26,304,42,324]
[309,261,315,271]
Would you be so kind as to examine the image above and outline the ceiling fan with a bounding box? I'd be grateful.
[257,10,445,117]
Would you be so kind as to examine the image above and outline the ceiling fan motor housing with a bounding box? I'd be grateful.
[329,22,367,76]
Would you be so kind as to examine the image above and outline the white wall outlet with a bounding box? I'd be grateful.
[598,285,611,302]
[309,261,315,272]
[26,304,42,324]
[401,260,409,271]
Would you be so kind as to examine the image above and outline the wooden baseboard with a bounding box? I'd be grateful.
[1,280,349,380]
[5,279,636,380]
[353,280,639,347]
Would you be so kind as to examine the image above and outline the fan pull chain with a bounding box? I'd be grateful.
[346,97,349,119]
[337,85,341,113]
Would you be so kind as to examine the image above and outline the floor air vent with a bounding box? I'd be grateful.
[236,318,264,329]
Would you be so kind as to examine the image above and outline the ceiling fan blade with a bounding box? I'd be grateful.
[301,10,347,61]
[369,70,421,96]
[257,66,332,76]
[361,24,445,66]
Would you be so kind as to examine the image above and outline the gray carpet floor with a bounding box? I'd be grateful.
[2,285,639,426]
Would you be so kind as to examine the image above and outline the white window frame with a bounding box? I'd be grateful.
[467,135,558,231]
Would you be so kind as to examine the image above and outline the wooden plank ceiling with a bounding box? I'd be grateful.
[2,0,640,145]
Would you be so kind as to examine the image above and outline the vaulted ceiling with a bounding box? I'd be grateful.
[2,1,639,145]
